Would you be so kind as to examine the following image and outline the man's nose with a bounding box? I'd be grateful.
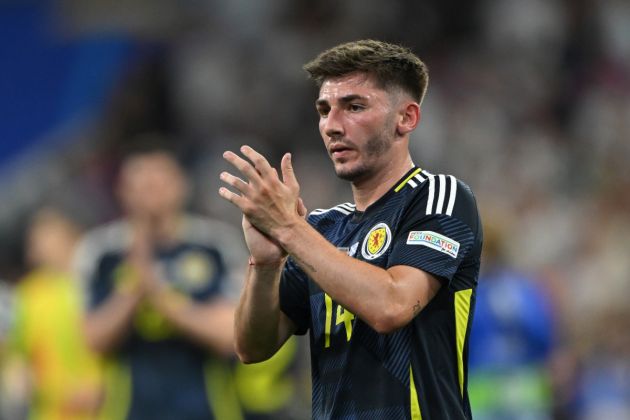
[323,108,344,138]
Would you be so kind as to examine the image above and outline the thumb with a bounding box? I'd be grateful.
[281,153,299,192]
[297,198,308,218]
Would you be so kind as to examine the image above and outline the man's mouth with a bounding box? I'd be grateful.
[329,144,354,158]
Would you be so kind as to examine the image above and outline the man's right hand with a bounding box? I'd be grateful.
[243,215,286,266]
[243,198,307,266]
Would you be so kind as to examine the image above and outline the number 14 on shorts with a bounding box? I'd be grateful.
[324,293,355,348]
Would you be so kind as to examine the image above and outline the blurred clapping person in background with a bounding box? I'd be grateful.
[2,208,103,420]
[74,141,247,420]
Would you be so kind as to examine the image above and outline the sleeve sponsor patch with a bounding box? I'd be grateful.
[406,231,460,258]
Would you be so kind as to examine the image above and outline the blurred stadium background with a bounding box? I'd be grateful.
[0,0,629,419]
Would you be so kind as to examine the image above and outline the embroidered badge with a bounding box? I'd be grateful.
[361,223,392,260]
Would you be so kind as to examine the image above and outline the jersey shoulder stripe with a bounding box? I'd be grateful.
[395,168,431,192]
[397,170,459,217]
[424,173,458,216]
[394,167,423,192]
[310,202,356,216]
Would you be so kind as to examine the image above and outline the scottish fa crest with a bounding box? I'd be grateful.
[361,222,392,260]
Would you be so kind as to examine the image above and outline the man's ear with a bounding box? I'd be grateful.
[396,102,421,136]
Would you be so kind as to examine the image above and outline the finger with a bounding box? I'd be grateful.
[297,197,308,217]
[223,150,262,185]
[281,153,299,192]
[240,145,278,179]
[218,186,249,210]
[219,171,250,195]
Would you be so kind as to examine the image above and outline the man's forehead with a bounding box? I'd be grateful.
[318,72,384,101]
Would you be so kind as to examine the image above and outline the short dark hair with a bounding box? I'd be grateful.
[116,132,185,180]
[119,132,179,163]
[303,40,429,104]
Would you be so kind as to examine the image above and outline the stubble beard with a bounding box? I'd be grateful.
[334,130,393,183]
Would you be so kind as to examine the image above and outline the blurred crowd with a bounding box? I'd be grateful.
[1,0,629,419]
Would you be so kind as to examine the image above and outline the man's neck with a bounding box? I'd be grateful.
[351,154,414,211]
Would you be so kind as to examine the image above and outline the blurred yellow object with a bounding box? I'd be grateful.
[8,268,103,420]
[234,337,298,414]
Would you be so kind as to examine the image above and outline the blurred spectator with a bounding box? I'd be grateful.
[74,142,247,420]
[2,208,103,420]
[468,222,556,420]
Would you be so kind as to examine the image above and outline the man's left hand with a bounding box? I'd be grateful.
[219,146,302,240]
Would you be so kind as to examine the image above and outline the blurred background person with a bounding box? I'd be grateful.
[2,208,103,420]
[74,141,246,420]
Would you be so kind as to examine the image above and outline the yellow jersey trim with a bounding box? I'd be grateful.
[395,168,423,192]
[409,365,422,420]
[454,289,473,397]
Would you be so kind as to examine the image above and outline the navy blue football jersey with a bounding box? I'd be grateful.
[75,216,245,420]
[280,167,483,419]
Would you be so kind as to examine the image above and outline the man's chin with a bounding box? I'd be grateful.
[334,164,369,182]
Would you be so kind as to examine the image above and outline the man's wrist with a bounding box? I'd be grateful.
[248,255,287,269]
[273,217,304,251]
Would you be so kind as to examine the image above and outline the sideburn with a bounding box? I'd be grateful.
[365,118,396,157]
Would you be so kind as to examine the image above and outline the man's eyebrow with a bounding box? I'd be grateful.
[316,94,367,106]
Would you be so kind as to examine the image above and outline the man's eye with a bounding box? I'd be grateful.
[349,104,364,112]
[318,108,330,117]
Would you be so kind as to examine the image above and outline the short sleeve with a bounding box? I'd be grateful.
[72,233,98,310]
[72,224,129,311]
[279,257,310,335]
[73,233,112,311]
[389,178,481,284]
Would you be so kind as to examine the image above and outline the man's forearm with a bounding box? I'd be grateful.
[277,221,390,327]
[274,219,439,333]
[234,262,293,363]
